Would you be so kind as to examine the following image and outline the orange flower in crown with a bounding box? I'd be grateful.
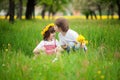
[41,23,55,36]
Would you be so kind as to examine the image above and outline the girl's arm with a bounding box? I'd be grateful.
[33,48,40,55]
[33,41,44,55]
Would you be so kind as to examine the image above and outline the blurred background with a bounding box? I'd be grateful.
[0,1,120,80]
[0,0,120,22]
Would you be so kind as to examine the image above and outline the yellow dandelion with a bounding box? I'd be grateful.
[78,35,85,42]
[77,35,85,42]
[5,49,8,52]
[97,70,101,74]
[85,40,88,44]
[2,64,5,67]
[80,35,85,40]
[8,43,11,46]
[41,23,55,36]
[82,40,88,44]
[100,75,104,79]
[77,34,88,45]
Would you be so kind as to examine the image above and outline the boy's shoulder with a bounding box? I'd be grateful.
[69,29,76,32]
[68,29,78,34]
[58,32,62,37]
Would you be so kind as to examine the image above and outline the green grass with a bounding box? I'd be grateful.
[0,19,120,80]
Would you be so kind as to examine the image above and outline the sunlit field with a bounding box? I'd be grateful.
[0,19,120,80]
[0,15,119,20]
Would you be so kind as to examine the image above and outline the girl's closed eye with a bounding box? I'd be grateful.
[49,33,56,40]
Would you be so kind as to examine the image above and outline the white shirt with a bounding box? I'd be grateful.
[35,39,60,51]
[58,29,79,45]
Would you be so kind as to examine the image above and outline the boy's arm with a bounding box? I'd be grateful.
[61,45,67,49]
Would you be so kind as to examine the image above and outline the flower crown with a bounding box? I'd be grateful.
[77,35,88,44]
[41,23,55,36]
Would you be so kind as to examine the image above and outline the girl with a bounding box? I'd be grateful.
[33,23,62,56]
[54,17,87,53]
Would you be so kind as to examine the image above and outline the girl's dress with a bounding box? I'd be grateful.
[34,39,60,54]
[44,40,57,54]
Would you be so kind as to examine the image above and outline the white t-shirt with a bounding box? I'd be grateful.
[35,39,60,51]
[58,29,79,45]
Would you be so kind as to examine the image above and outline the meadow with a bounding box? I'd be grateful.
[0,19,120,80]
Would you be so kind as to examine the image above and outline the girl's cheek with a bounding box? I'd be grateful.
[50,34,55,38]
[55,28,58,32]
[58,28,62,32]
[54,27,57,31]
[56,29,60,32]
[55,27,59,32]
[53,34,55,37]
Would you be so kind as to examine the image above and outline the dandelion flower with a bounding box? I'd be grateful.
[97,70,101,74]
[41,23,54,36]
[100,75,104,79]
[77,35,85,42]
[77,35,88,44]
[8,43,11,46]
[5,49,8,52]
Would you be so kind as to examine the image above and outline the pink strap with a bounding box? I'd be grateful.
[44,39,57,54]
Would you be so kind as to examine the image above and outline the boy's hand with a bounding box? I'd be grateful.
[81,43,85,48]
[62,45,68,49]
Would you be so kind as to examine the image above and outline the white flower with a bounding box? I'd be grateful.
[52,57,58,63]
[2,64,5,67]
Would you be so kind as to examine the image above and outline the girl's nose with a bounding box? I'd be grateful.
[53,33,55,36]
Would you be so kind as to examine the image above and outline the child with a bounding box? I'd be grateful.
[33,23,62,57]
[54,17,87,53]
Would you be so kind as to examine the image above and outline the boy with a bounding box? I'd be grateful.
[54,17,87,53]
